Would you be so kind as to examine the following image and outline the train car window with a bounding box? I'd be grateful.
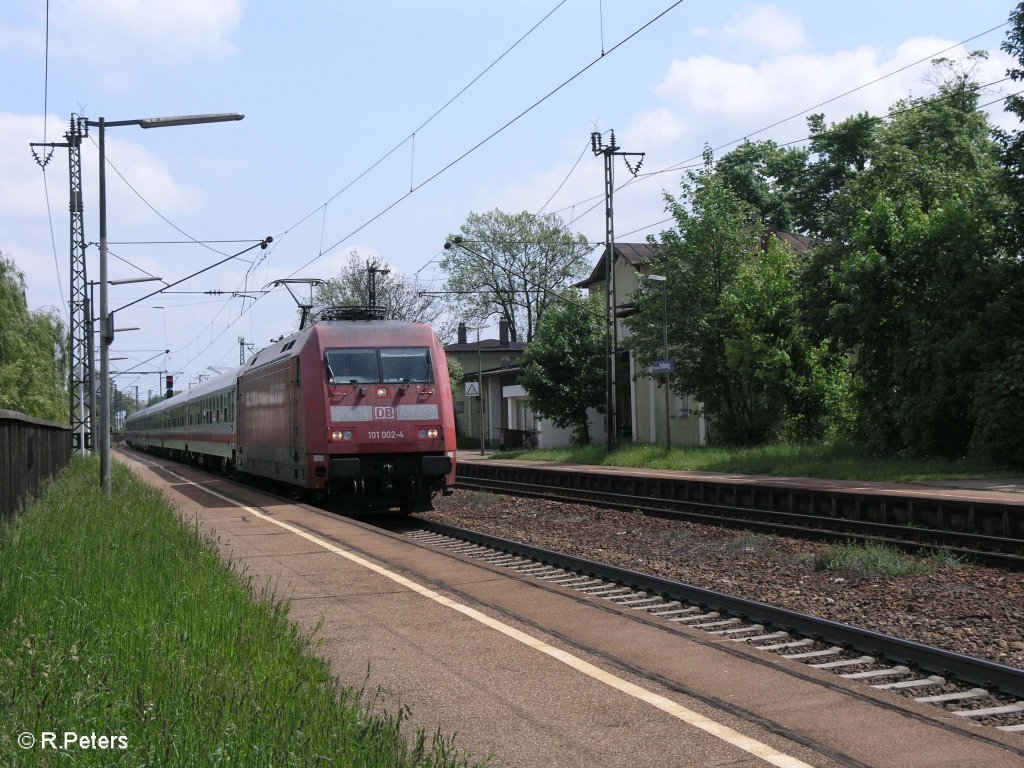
[380,347,432,383]
[325,348,380,384]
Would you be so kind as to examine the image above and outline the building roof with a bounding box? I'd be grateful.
[576,231,813,290]
[575,242,658,289]
[444,338,527,354]
[764,228,813,254]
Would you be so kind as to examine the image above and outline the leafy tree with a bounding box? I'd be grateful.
[519,290,604,444]
[442,209,591,343]
[313,251,454,340]
[630,155,763,444]
[803,69,1011,457]
[628,152,847,445]
[795,112,879,238]
[714,140,808,231]
[0,253,68,422]
[446,356,464,389]
[970,6,1024,464]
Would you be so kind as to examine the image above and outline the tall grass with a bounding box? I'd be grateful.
[0,457,486,767]
[500,441,1012,482]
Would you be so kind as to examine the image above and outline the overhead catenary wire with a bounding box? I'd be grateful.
[541,21,1012,223]
[272,0,573,242]
[132,14,1011,386]
[285,0,690,281]
[87,134,232,257]
[161,68,1018,388]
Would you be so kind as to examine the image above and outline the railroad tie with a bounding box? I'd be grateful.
[952,701,1024,718]
[669,611,719,623]
[779,646,842,659]
[635,600,681,611]
[840,665,912,680]
[809,655,875,669]
[872,675,945,690]
[915,688,989,704]
[691,617,741,629]
[710,624,764,636]
[650,606,700,618]
[732,631,789,643]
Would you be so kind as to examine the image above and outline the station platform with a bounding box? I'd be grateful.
[456,451,1024,502]
[122,450,1024,767]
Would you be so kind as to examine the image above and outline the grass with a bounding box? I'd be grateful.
[809,542,966,578]
[0,456,487,767]
[729,533,778,553]
[497,441,1015,482]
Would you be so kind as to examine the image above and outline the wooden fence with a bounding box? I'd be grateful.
[0,410,70,520]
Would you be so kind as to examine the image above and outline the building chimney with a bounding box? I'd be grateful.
[499,318,509,346]
[458,322,467,345]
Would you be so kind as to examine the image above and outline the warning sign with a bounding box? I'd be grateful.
[465,382,480,397]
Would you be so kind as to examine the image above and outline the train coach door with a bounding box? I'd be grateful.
[290,357,302,475]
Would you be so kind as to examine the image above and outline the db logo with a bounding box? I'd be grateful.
[374,406,395,419]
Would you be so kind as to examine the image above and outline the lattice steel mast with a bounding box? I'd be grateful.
[591,130,644,450]
[31,115,92,454]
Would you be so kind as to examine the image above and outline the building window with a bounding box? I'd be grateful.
[672,393,690,418]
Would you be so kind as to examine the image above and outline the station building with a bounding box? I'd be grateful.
[446,234,809,451]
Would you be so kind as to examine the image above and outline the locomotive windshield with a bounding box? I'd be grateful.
[325,346,433,384]
[325,348,380,384]
[380,347,432,383]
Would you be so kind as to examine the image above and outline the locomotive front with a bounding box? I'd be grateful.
[310,322,456,511]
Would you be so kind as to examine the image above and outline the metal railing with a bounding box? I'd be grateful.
[0,410,71,519]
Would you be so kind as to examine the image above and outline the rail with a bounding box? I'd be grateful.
[410,520,1024,702]
[455,462,1024,567]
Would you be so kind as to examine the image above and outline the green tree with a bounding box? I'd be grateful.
[442,210,591,342]
[628,152,846,445]
[446,356,464,389]
[0,254,68,422]
[971,6,1024,464]
[804,67,1011,457]
[313,251,454,340]
[519,290,604,444]
[714,140,808,231]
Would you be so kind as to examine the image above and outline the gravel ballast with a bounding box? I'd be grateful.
[417,489,1024,671]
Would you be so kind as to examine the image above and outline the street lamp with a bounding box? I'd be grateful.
[465,324,488,456]
[87,112,243,496]
[647,274,670,451]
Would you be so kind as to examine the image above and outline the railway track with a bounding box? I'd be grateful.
[400,519,1024,736]
[454,470,1024,568]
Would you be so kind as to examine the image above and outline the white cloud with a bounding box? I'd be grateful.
[0,110,205,315]
[0,113,81,218]
[624,107,689,151]
[53,0,241,62]
[460,31,1023,261]
[654,38,1018,140]
[693,5,806,54]
[101,138,202,225]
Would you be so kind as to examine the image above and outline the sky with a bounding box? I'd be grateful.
[2,0,1021,401]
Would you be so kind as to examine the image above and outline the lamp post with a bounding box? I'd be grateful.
[647,274,670,451]
[465,324,487,456]
[87,112,243,496]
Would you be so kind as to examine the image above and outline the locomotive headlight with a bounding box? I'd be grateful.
[418,427,440,439]
[376,386,389,397]
[331,429,355,441]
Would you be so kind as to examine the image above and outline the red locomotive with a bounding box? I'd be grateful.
[126,320,456,511]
